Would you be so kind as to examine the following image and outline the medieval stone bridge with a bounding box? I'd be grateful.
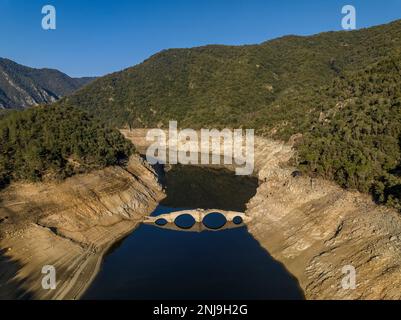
[143,209,252,225]
[148,221,246,233]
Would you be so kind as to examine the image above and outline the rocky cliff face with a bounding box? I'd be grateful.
[124,129,401,300]
[0,155,164,299]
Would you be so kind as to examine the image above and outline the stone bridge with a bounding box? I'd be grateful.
[143,209,252,225]
[149,221,246,233]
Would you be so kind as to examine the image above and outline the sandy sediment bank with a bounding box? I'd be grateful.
[0,155,165,300]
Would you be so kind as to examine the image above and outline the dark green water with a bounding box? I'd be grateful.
[83,166,304,300]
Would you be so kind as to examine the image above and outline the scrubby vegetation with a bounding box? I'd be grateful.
[0,109,10,120]
[0,105,133,188]
[60,20,401,130]
[58,19,401,210]
[298,54,401,210]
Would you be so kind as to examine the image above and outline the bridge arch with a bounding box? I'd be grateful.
[233,216,243,225]
[155,218,168,226]
[144,209,252,230]
[202,212,227,230]
[153,221,245,233]
[174,214,196,229]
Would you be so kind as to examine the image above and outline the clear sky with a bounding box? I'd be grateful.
[1,0,401,77]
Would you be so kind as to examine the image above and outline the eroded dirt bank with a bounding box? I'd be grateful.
[248,142,401,300]
[0,155,164,300]
[124,129,401,300]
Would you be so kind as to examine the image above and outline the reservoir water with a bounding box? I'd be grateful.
[83,165,304,300]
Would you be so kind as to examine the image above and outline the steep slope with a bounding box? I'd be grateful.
[0,105,133,189]
[124,129,401,299]
[297,53,401,210]
[0,154,164,300]
[247,143,401,300]
[59,19,401,130]
[60,19,401,210]
[0,58,95,109]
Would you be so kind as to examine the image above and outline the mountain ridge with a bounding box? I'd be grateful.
[58,18,401,211]
[0,58,96,109]
[59,19,401,130]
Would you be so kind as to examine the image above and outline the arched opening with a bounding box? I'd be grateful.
[155,218,168,226]
[233,216,243,225]
[174,214,196,229]
[202,212,227,230]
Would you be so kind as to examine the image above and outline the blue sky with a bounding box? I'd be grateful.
[1,0,401,77]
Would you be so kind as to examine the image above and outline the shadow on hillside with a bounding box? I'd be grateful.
[0,249,34,300]
[386,184,401,199]
[0,178,10,193]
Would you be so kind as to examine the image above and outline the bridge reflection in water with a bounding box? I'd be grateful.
[143,209,251,232]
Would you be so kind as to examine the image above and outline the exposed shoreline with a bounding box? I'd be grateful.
[0,155,164,300]
[2,129,401,300]
[123,129,401,300]
[71,221,143,300]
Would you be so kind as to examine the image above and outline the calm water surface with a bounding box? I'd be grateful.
[83,166,304,300]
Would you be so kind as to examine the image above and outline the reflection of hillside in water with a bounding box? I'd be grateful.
[160,165,259,212]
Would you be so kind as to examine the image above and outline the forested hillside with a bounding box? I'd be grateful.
[58,19,401,210]
[0,58,95,109]
[295,53,401,210]
[0,105,133,188]
[60,20,401,129]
